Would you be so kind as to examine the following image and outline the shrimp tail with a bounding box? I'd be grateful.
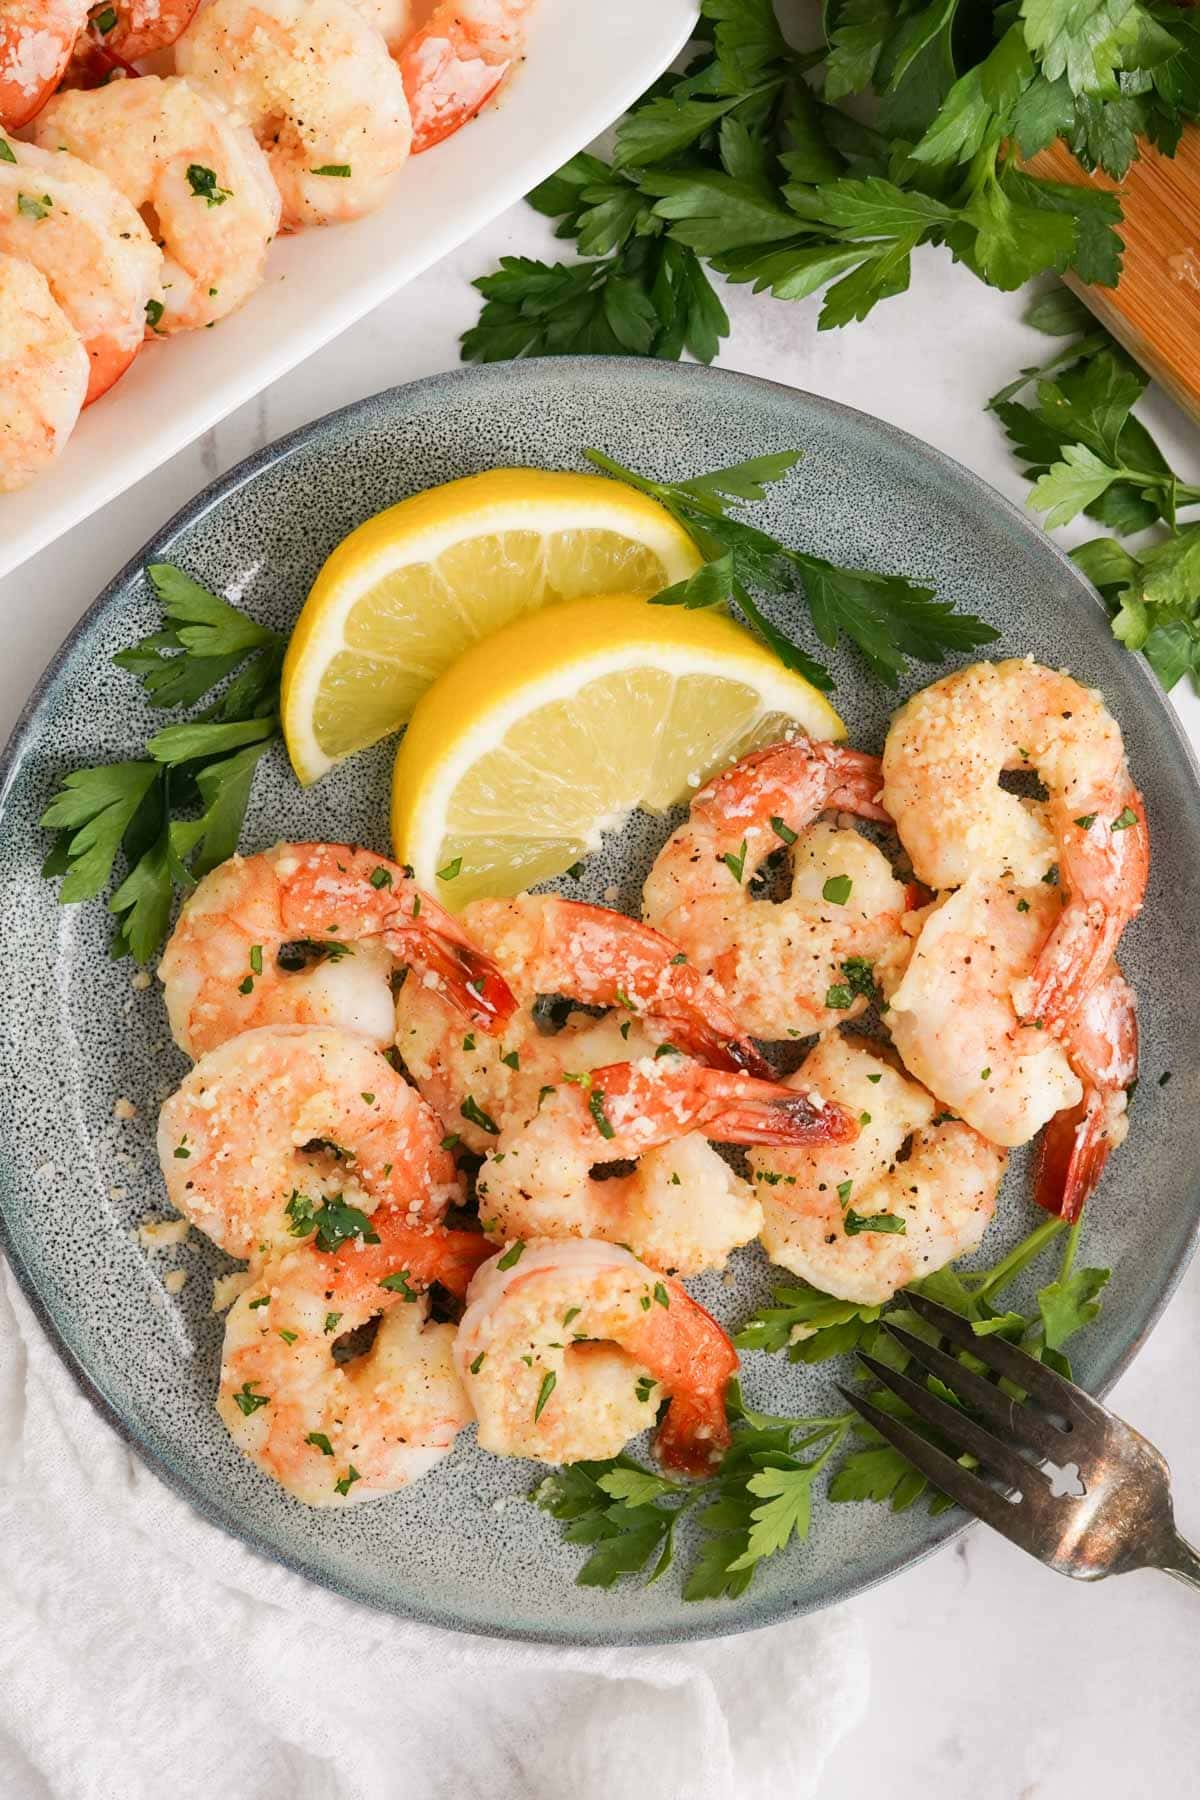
[1034,1090,1117,1223]
[1020,900,1123,1034]
[656,1392,733,1476]
[667,1010,772,1081]
[691,1076,860,1147]
[642,1282,737,1477]
[389,932,517,1031]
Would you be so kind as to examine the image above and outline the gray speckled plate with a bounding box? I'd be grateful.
[2,358,1199,1645]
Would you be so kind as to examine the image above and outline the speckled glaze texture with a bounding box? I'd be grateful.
[1,358,1199,1646]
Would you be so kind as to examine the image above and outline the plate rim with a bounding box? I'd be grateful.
[3,353,1199,1644]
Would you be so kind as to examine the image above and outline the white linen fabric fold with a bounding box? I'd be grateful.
[0,1267,866,1800]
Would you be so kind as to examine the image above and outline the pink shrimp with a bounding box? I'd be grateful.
[883,660,1148,1035]
[456,1238,739,1474]
[159,842,514,1059]
[643,738,909,1041]
[0,0,87,130]
[399,0,534,152]
[1035,963,1137,1224]
[474,1051,858,1274]
[461,893,774,1078]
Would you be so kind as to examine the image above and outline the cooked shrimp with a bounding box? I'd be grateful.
[1035,962,1136,1223]
[347,0,413,54]
[400,0,533,152]
[94,0,202,59]
[884,875,1084,1147]
[0,134,161,403]
[643,740,909,1041]
[0,252,87,493]
[159,842,513,1060]
[175,0,411,229]
[0,0,87,130]
[456,1238,738,1473]
[475,1053,857,1276]
[882,659,1148,1031]
[218,1210,476,1504]
[461,895,772,1080]
[157,1023,466,1260]
[753,1034,1006,1305]
[32,75,280,334]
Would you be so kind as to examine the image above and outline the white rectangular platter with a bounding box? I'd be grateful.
[0,0,698,580]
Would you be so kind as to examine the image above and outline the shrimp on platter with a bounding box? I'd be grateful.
[752,1033,1006,1305]
[883,875,1085,1149]
[882,659,1148,1033]
[1034,962,1137,1223]
[157,1023,470,1262]
[884,878,1137,1218]
[455,1238,739,1474]
[642,739,911,1041]
[219,1207,479,1504]
[398,0,534,153]
[159,842,514,1060]
[0,0,88,130]
[0,251,87,494]
[0,133,162,404]
[460,894,774,1080]
[475,1052,858,1277]
[175,0,411,229]
[32,75,280,334]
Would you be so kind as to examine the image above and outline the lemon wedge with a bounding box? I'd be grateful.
[391,592,844,907]
[281,468,703,784]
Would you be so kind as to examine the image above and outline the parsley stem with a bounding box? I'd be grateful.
[967,1216,1067,1304]
[1057,1214,1085,1284]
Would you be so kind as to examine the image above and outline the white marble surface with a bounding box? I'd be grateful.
[4,200,1200,1799]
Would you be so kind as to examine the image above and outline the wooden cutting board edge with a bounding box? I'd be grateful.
[1027,132,1200,426]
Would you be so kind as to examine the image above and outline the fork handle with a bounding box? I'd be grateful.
[1158,1533,1200,1592]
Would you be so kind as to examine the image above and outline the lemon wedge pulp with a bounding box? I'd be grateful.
[391,592,844,908]
[280,468,703,784]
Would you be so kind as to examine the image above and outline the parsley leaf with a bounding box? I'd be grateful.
[41,564,281,961]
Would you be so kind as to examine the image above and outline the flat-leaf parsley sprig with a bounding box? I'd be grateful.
[585,446,999,689]
[532,1384,855,1600]
[41,564,283,962]
[462,0,1200,365]
[989,290,1200,694]
[538,1214,1110,1599]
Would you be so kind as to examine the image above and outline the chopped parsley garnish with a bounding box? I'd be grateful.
[278,1329,297,1345]
[461,1094,500,1135]
[233,1382,269,1416]
[187,164,230,207]
[437,857,463,881]
[534,1370,557,1420]
[822,874,852,905]
[284,1191,380,1253]
[562,1306,581,1326]
[379,1269,418,1300]
[462,1033,476,1051]
[722,838,748,884]
[497,1240,525,1270]
[369,865,392,889]
[173,1138,190,1159]
[324,1312,342,1334]
[1017,898,1031,913]
[588,1088,615,1140]
[844,1210,906,1236]
[770,816,797,845]
[654,1042,679,1059]
[334,1465,362,1496]
[17,192,52,220]
[249,944,263,974]
[92,4,117,30]
[669,952,687,965]
[1074,814,1097,830]
[440,1133,460,1150]
[634,1376,657,1403]
[306,1432,334,1456]
[501,1049,520,1070]
[361,1091,375,1105]
[653,1281,670,1308]
[836,1179,852,1206]
[470,1351,486,1374]
[312,164,352,178]
[145,298,165,333]
[980,1067,992,1081]
[824,983,852,1010]
[248,1295,270,1310]
[1111,806,1139,830]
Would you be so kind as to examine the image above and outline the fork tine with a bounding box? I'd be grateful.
[857,1350,1052,1500]
[836,1385,1040,1547]
[905,1293,1110,1441]
[884,1323,1075,1465]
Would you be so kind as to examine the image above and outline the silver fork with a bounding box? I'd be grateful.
[838,1291,1200,1590]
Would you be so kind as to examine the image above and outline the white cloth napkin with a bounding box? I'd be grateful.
[0,1267,866,1800]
